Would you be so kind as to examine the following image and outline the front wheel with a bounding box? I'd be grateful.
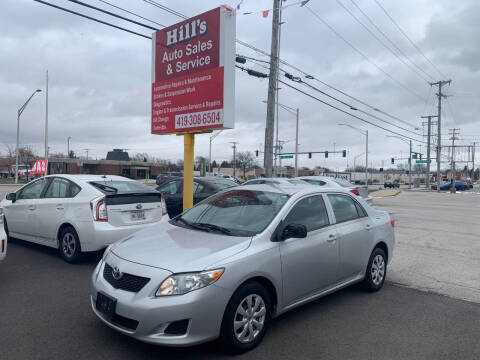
[59,226,82,263]
[220,282,272,354]
[362,247,387,292]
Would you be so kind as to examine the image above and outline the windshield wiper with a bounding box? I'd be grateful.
[175,217,211,232]
[192,222,232,235]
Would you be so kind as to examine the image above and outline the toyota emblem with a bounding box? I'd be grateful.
[136,204,142,210]
[112,266,123,280]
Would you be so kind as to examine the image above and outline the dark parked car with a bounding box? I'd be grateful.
[439,181,468,191]
[384,180,400,189]
[156,177,237,217]
[155,172,183,186]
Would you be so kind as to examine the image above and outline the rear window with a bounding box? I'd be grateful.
[332,178,353,188]
[209,179,237,189]
[287,179,307,185]
[90,180,155,194]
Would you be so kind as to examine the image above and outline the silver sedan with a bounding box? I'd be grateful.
[91,184,394,353]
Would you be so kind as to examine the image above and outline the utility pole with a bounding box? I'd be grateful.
[230,142,238,177]
[408,140,412,189]
[67,136,71,158]
[84,149,90,160]
[294,108,299,177]
[430,80,451,191]
[44,70,49,175]
[273,2,283,177]
[264,0,281,178]
[449,128,460,192]
[365,130,368,187]
[421,115,438,188]
[472,142,476,181]
[208,130,223,174]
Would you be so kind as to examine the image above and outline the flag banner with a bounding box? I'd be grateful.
[30,159,48,175]
[262,10,269,18]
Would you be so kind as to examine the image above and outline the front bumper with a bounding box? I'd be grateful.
[90,252,232,346]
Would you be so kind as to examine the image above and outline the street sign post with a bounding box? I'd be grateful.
[151,6,235,210]
[416,160,431,164]
[280,155,294,159]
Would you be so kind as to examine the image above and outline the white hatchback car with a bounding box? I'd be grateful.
[1,175,168,263]
[0,207,7,263]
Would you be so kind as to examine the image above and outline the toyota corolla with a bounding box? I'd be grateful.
[91,184,394,353]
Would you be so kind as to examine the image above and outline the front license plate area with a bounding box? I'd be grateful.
[96,292,117,319]
[130,210,145,221]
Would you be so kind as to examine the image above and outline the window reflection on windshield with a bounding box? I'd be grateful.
[177,190,289,236]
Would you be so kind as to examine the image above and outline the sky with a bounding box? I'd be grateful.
[0,0,478,171]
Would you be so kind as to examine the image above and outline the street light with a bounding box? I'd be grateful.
[387,135,412,189]
[353,152,366,172]
[263,100,300,177]
[15,89,42,184]
[339,124,368,187]
[208,130,223,174]
[67,136,72,158]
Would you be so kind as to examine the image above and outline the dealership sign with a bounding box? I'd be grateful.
[151,7,236,134]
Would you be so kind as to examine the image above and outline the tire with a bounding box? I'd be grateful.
[220,282,272,354]
[362,247,387,292]
[59,226,82,263]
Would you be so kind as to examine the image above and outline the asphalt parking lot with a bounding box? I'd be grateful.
[1,188,479,359]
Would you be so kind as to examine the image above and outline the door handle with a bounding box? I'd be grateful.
[56,204,64,210]
[365,224,372,231]
[327,234,337,243]
[28,205,35,211]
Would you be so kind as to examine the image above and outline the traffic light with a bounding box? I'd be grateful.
[380,167,384,172]
[391,157,395,164]
[420,154,422,160]
[325,151,328,158]
[342,150,346,158]
[255,150,259,157]
[308,152,312,159]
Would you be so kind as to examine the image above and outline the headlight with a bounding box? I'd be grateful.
[156,268,224,296]
[0,207,3,224]
[102,244,113,261]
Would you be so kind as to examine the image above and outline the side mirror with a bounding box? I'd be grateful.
[6,193,16,202]
[279,223,307,241]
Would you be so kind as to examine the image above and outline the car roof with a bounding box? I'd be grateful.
[43,174,134,182]
[234,183,346,196]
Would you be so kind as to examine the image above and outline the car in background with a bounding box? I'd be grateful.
[439,181,468,191]
[156,177,237,218]
[243,177,309,186]
[298,176,373,205]
[0,207,7,263]
[384,180,400,189]
[156,172,183,186]
[91,184,394,352]
[1,175,168,263]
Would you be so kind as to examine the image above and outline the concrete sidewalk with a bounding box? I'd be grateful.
[370,189,401,197]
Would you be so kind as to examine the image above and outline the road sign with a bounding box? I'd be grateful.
[412,154,418,159]
[416,160,431,164]
[280,155,294,159]
[151,6,236,134]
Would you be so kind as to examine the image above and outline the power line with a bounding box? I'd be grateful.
[373,0,447,79]
[334,0,430,84]
[64,0,157,30]
[32,0,152,39]
[304,4,426,102]
[141,0,188,19]
[97,0,165,27]
[276,78,425,143]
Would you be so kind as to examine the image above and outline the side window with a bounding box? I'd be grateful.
[193,182,205,194]
[305,179,326,186]
[328,194,360,223]
[70,183,81,197]
[158,180,182,195]
[355,201,367,217]
[18,179,49,200]
[44,178,70,198]
[284,195,329,232]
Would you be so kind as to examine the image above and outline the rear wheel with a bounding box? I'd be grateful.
[220,282,272,354]
[362,247,387,292]
[59,226,81,263]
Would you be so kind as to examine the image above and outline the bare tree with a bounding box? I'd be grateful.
[131,153,149,162]
[236,151,256,177]
[18,146,38,180]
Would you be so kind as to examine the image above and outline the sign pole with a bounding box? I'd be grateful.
[183,133,195,211]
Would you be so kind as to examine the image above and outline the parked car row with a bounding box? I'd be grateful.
[1,174,395,353]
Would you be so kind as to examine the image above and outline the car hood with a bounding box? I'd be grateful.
[111,221,252,273]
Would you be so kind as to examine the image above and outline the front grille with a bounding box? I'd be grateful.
[111,313,139,331]
[103,263,150,293]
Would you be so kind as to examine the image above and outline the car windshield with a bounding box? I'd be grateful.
[208,179,238,189]
[174,190,290,236]
[332,178,353,188]
[287,179,307,185]
[90,180,155,194]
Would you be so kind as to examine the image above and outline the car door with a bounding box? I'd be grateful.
[279,195,339,306]
[35,177,72,242]
[157,179,183,217]
[326,193,373,281]
[4,178,49,238]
